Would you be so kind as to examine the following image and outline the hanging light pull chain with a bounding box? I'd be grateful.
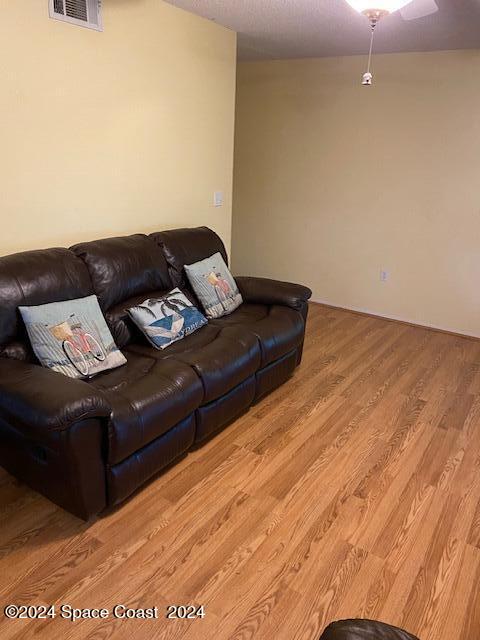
[362,21,376,86]
[367,23,375,74]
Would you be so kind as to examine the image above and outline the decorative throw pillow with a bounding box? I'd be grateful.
[184,252,243,319]
[19,295,127,379]
[127,288,207,350]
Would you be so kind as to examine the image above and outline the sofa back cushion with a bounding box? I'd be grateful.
[71,234,173,348]
[0,248,93,360]
[150,227,228,288]
[71,234,172,311]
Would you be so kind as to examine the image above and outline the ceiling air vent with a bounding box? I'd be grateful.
[49,0,103,32]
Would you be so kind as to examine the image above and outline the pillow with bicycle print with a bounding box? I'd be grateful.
[184,252,242,319]
[19,295,127,379]
[127,288,207,350]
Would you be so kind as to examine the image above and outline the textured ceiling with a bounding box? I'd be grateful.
[166,0,480,60]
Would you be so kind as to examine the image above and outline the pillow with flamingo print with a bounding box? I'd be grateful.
[127,288,207,350]
[184,252,243,319]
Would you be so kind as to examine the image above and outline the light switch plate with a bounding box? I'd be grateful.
[214,191,224,207]
[380,269,390,282]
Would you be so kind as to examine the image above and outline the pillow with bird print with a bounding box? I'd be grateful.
[127,288,207,350]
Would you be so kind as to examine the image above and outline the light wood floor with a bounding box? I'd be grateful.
[1,303,480,640]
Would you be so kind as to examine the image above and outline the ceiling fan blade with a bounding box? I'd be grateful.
[399,0,439,20]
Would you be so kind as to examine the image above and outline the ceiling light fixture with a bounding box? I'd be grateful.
[345,0,439,85]
[346,0,412,17]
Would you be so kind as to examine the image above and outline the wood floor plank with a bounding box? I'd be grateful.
[1,302,480,639]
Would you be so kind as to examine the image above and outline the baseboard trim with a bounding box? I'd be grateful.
[310,298,480,341]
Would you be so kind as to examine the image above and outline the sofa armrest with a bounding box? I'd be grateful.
[0,358,111,434]
[0,358,111,519]
[235,276,312,312]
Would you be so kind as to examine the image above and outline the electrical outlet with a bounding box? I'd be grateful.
[380,269,390,282]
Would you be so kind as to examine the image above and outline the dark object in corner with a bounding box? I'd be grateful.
[320,619,420,640]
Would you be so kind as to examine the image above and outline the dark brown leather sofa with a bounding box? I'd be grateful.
[0,227,311,519]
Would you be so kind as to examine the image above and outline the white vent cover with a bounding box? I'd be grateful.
[49,0,103,31]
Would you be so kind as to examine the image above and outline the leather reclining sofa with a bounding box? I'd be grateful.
[0,227,312,519]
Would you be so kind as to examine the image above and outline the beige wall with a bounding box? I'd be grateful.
[233,50,480,337]
[0,0,236,256]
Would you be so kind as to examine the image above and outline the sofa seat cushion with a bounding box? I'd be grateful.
[126,324,261,404]
[88,351,203,464]
[209,303,305,367]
